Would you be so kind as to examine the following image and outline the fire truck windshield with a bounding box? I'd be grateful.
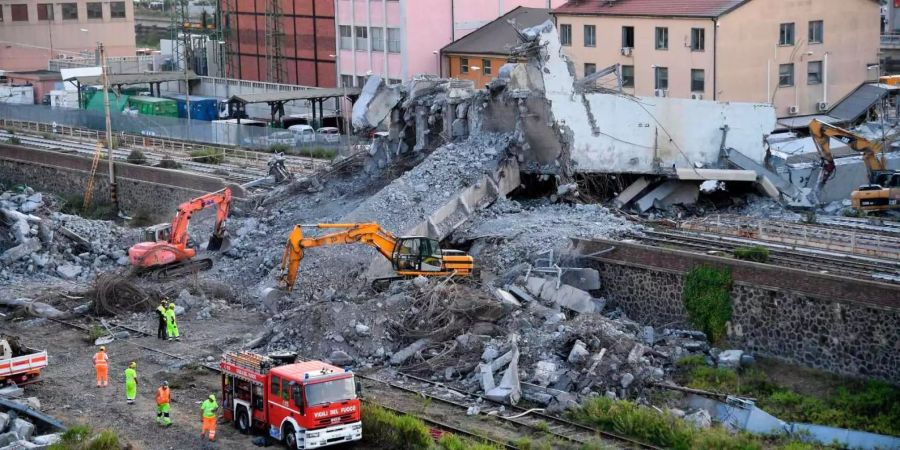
[304,377,356,406]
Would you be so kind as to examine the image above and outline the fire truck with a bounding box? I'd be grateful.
[220,351,362,449]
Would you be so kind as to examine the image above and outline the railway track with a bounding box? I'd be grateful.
[46,317,660,449]
[640,229,900,283]
[0,131,266,186]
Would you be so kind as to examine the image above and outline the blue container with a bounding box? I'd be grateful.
[165,94,221,121]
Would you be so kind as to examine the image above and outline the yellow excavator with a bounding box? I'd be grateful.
[809,119,900,212]
[275,223,475,292]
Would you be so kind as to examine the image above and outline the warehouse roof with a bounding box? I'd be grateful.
[442,7,552,56]
[65,71,199,86]
[228,88,361,104]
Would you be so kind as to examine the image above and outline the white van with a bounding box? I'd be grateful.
[288,124,316,144]
[317,127,341,144]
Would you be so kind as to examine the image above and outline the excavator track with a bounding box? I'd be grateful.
[138,258,213,281]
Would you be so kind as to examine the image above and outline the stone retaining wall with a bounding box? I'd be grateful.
[0,144,247,222]
[574,239,900,383]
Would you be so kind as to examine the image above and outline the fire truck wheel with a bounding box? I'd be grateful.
[283,423,297,449]
[235,407,251,434]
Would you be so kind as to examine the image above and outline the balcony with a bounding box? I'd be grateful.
[881,34,900,50]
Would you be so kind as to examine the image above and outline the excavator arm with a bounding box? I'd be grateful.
[169,187,232,250]
[278,223,399,291]
[809,119,887,187]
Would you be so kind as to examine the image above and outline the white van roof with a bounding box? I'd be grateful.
[288,124,314,131]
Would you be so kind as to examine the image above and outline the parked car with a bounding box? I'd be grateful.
[288,124,316,144]
[262,131,297,147]
[317,126,341,144]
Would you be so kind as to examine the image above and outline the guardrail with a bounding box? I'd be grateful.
[882,34,900,48]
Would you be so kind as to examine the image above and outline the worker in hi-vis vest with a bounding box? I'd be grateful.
[200,394,219,441]
[124,361,138,404]
[93,346,109,387]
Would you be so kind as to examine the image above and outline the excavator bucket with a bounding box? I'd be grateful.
[207,233,232,252]
[259,286,283,312]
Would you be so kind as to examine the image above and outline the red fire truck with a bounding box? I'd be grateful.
[220,351,362,449]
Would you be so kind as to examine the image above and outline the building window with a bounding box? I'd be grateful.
[11,4,28,21]
[690,28,705,51]
[584,25,596,47]
[0,6,3,22]
[460,58,469,74]
[37,4,53,21]
[339,26,352,49]
[110,2,125,18]
[87,2,102,19]
[482,59,492,75]
[584,63,596,76]
[371,27,384,51]
[654,66,668,90]
[622,26,634,48]
[779,23,795,45]
[807,61,822,84]
[779,63,794,86]
[340,75,354,87]
[387,28,401,53]
[691,69,705,92]
[61,3,78,20]
[356,75,366,87]
[355,26,368,51]
[622,65,634,87]
[388,78,402,85]
[809,20,823,44]
[655,27,668,50]
[559,24,572,46]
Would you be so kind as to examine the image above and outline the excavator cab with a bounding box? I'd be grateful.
[392,237,445,272]
[143,224,172,243]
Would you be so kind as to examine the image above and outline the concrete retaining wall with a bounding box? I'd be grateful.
[573,238,900,383]
[0,144,246,222]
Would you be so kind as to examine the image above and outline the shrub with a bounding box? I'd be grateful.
[127,149,147,165]
[60,194,117,220]
[733,246,769,263]
[189,148,224,164]
[86,326,108,343]
[50,426,120,450]
[8,136,21,145]
[569,397,695,450]
[675,355,707,368]
[682,265,732,344]
[269,143,290,154]
[301,147,338,160]
[86,430,120,450]
[157,156,181,169]
[361,404,432,450]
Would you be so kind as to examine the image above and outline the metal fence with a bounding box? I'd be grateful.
[0,104,360,157]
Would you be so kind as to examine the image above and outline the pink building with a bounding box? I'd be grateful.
[0,0,136,72]
[335,0,566,87]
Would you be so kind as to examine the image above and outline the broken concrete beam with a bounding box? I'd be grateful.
[485,345,520,404]
[493,289,521,308]
[389,338,430,366]
[552,284,599,314]
[525,277,546,297]
[352,75,403,130]
[10,418,34,440]
[506,285,535,303]
[560,268,601,291]
[675,168,758,182]
[634,181,699,212]
[0,239,41,265]
[613,177,651,208]
[58,226,92,251]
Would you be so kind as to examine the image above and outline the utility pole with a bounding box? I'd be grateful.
[99,42,119,213]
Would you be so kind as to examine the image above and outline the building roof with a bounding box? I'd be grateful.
[553,0,749,18]
[66,71,199,86]
[228,88,361,104]
[442,7,553,56]
[6,70,63,81]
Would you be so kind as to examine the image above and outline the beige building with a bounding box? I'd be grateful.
[552,0,880,117]
[0,0,136,72]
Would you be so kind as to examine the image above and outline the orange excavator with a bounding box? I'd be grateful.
[275,223,474,292]
[128,187,232,279]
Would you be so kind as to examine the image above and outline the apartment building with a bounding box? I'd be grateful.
[219,0,336,87]
[553,0,880,116]
[0,0,136,72]
[442,7,551,88]
[335,0,567,88]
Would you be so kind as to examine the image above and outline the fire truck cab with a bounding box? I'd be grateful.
[221,352,362,449]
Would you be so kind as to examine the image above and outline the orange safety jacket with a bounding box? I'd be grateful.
[93,352,108,367]
[156,387,171,405]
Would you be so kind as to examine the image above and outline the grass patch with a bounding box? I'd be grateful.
[269,143,290,154]
[677,358,900,437]
[298,147,338,160]
[569,397,840,450]
[157,156,181,169]
[362,404,502,450]
[733,246,769,263]
[189,147,224,164]
[59,194,117,220]
[49,425,120,450]
[682,265,732,344]
[84,326,108,343]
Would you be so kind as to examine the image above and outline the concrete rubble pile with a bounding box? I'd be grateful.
[0,186,138,285]
[0,389,62,450]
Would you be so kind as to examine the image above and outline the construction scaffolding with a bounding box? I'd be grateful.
[265,0,287,84]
